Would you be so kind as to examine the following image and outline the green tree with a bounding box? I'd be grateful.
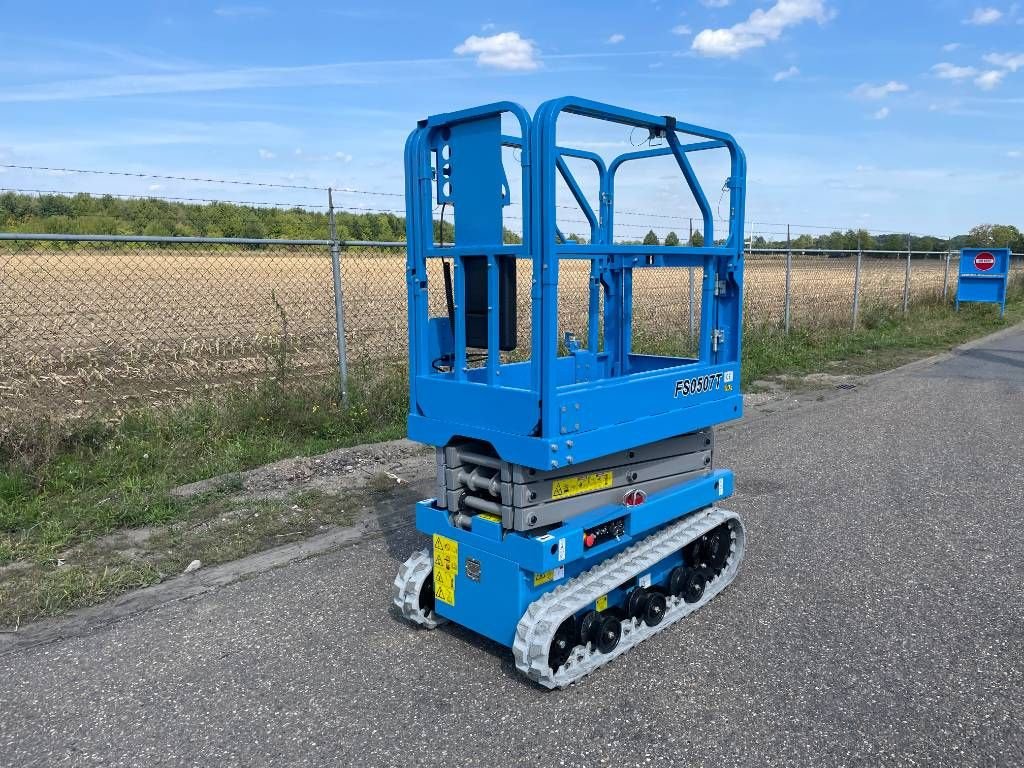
[689,229,704,247]
[964,224,1022,248]
[643,229,660,246]
[991,224,1022,249]
[664,231,680,246]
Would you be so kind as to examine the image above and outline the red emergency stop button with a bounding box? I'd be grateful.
[584,533,597,548]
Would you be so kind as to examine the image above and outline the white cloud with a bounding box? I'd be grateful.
[773,65,800,81]
[334,151,352,162]
[257,148,275,159]
[700,0,733,6]
[975,69,1005,89]
[932,62,979,80]
[872,107,890,120]
[964,7,1002,25]
[943,42,962,52]
[148,183,162,192]
[983,52,1024,71]
[853,80,909,99]
[214,5,269,18]
[607,33,625,44]
[672,24,692,36]
[454,31,540,71]
[1007,150,1022,158]
[691,0,833,58]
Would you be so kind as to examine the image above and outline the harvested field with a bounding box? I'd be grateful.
[0,241,974,426]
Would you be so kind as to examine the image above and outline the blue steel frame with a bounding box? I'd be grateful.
[402,98,747,650]
[405,97,747,472]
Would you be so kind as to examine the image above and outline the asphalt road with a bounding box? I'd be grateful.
[3,328,1023,768]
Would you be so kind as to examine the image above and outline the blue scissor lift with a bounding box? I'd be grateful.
[393,97,748,688]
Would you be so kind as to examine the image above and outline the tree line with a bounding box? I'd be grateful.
[0,191,449,242]
[632,224,1023,254]
[1,192,1018,252]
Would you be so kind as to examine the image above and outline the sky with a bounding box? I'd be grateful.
[0,0,1022,239]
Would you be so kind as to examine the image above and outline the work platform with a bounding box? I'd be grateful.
[395,97,749,688]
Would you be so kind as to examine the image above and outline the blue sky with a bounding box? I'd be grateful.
[0,1,1022,238]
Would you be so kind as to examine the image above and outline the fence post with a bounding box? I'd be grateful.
[784,224,792,333]
[328,188,350,403]
[902,233,911,315]
[688,217,695,344]
[942,248,951,301]
[853,233,862,328]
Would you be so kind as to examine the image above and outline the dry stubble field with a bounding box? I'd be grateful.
[0,243,958,424]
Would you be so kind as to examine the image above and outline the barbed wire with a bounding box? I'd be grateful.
[0,163,404,198]
[0,187,413,216]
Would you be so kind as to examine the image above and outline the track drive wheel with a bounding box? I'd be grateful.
[685,523,733,575]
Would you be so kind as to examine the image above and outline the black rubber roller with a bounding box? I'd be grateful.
[581,609,622,654]
[627,587,668,627]
[596,615,622,653]
[626,587,648,620]
[669,566,707,604]
[641,591,667,626]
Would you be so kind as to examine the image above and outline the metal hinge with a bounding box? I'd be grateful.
[714,278,727,296]
[711,329,725,353]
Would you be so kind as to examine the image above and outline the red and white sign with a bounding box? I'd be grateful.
[974,251,996,271]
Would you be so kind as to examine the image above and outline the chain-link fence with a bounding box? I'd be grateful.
[1,235,336,430]
[2,234,1022,436]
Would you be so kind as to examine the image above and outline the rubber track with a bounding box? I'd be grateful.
[393,548,447,629]
[512,507,745,689]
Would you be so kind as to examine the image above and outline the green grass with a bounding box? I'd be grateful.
[634,280,1023,389]
[1,281,1022,628]
[0,368,407,568]
[742,293,1023,387]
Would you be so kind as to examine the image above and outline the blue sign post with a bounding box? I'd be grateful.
[956,248,1010,317]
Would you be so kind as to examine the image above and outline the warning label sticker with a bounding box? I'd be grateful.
[551,471,614,500]
[433,534,458,606]
[475,512,501,524]
[532,566,565,587]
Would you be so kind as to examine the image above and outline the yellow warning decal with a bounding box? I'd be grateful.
[551,471,614,500]
[433,534,458,606]
[533,566,565,587]
[475,512,501,524]
[596,595,609,612]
